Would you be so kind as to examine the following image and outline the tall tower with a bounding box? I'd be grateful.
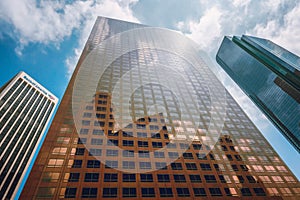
[21,17,300,199]
[216,35,300,153]
[0,71,58,199]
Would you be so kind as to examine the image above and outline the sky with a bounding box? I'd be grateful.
[0,0,299,179]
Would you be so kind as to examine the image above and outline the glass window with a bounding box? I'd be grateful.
[104,173,118,182]
[123,174,136,182]
[139,162,151,169]
[140,174,153,182]
[193,144,202,150]
[141,188,155,197]
[152,142,163,148]
[240,165,249,171]
[166,143,177,148]
[123,131,133,137]
[57,137,70,144]
[159,188,173,197]
[106,150,118,156]
[155,162,167,170]
[91,138,103,145]
[92,130,103,135]
[139,150,150,158]
[196,153,207,160]
[122,161,135,169]
[174,175,186,182]
[87,160,100,168]
[226,154,233,161]
[48,159,64,167]
[78,138,87,144]
[183,153,193,159]
[102,188,117,198]
[151,133,161,139]
[154,151,165,158]
[89,149,102,156]
[80,129,89,135]
[231,164,239,171]
[122,188,137,198]
[253,188,266,196]
[200,163,211,171]
[204,175,217,183]
[186,163,197,170]
[193,188,206,196]
[157,174,170,182]
[81,188,97,198]
[234,155,242,161]
[138,141,149,147]
[75,148,85,155]
[123,150,134,157]
[123,140,134,146]
[65,188,77,198]
[82,120,90,126]
[209,188,222,196]
[84,173,99,182]
[246,176,257,183]
[171,163,183,170]
[189,175,201,183]
[71,160,82,168]
[176,188,190,197]
[107,139,118,146]
[43,172,60,183]
[68,173,80,182]
[52,147,68,155]
[105,161,118,168]
[137,132,147,138]
[224,188,237,196]
[179,143,189,149]
[168,152,179,158]
[241,188,252,196]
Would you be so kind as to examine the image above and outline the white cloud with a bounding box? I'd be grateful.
[253,3,300,56]
[0,0,139,74]
[232,0,251,8]
[185,6,223,51]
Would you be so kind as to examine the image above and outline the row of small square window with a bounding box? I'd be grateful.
[64,187,266,198]
[81,120,161,130]
[68,159,248,171]
[73,148,241,162]
[78,131,167,140]
[75,138,208,150]
[66,172,258,184]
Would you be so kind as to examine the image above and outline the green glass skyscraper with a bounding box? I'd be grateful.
[216,35,300,153]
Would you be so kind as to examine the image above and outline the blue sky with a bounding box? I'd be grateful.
[0,0,299,179]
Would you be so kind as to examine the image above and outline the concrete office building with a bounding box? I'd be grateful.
[0,71,58,199]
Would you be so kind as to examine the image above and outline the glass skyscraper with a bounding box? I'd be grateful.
[216,35,300,153]
[21,17,300,199]
[0,71,58,199]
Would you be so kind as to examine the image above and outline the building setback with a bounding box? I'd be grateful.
[0,71,58,199]
[21,17,300,199]
[216,35,300,153]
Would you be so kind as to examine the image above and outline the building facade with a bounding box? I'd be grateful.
[0,71,58,199]
[216,35,300,153]
[21,17,300,199]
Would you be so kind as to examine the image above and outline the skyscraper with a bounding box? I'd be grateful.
[21,17,300,199]
[0,71,58,199]
[216,35,300,153]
